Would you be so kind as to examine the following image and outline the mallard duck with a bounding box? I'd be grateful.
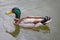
[6,7,52,37]
[6,7,52,27]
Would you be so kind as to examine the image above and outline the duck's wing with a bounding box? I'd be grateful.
[19,16,52,27]
[19,19,35,28]
[20,18,43,23]
[20,16,45,23]
[21,16,45,20]
[19,18,43,28]
[26,16,45,19]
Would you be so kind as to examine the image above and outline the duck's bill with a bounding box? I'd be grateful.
[6,11,12,14]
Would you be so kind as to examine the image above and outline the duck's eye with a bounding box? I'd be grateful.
[12,9,16,13]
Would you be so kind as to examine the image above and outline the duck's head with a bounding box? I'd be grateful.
[6,7,21,19]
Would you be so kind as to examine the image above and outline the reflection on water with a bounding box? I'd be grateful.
[0,0,60,40]
[33,25,50,33]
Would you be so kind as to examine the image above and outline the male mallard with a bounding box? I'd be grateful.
[6,7,52,37]
[7,7,52,27]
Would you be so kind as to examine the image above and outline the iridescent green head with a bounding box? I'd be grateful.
[7,7,21,19]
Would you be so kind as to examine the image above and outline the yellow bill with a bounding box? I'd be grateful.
[6,11,12,14]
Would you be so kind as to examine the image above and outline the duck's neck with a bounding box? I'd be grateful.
[15,13,21,19]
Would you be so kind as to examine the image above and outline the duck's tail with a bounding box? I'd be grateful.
[41,16,52,25]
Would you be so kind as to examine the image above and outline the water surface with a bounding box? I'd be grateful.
[0,0,60,40]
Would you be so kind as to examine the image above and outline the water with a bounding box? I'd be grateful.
[0,0,60,40]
